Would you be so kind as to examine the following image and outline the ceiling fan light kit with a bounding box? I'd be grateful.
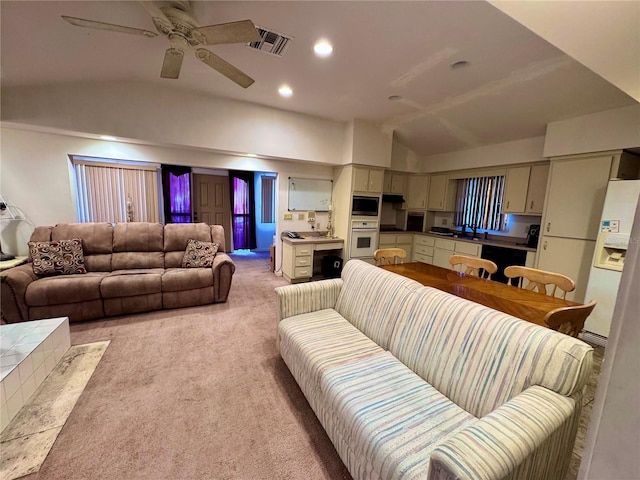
[61,1,261,88]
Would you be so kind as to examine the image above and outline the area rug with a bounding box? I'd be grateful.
[0,341,110,480]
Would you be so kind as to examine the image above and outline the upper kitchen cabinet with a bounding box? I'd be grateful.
[383,172,407,195]
[427,174,456,211]
[406,175,429,209]
[353,166,384,194]
[502,164,549,215]
[543,154,613,240]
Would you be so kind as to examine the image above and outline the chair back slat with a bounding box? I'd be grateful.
[504,266,575,299]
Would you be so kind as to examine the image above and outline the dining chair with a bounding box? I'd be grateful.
[543,300,597,337]
[374,248,407,266]
[448,254,498,279]
[504,266,576,299]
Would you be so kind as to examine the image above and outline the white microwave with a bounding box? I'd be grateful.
[352,195,379,216]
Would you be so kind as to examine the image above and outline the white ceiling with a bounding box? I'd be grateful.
[1,1,637,157]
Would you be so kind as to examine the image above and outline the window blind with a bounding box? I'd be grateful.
[455,175,506,231]
[261,175,276,224]
[73,162,160,223]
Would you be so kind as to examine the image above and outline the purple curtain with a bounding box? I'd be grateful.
[230,171,256,250]
[161,165,191,223]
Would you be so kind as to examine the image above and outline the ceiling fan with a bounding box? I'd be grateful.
[61,0,261,88]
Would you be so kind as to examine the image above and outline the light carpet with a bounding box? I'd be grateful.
[0,341,110,480]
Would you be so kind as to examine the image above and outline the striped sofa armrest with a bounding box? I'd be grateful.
[429,385,577,480]
[275,279,343,322]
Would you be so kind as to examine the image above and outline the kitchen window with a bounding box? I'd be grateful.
[455,175,506,231]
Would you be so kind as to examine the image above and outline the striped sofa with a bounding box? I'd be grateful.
[275,259,593,480]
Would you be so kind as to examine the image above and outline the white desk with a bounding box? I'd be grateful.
[281,236,344,283]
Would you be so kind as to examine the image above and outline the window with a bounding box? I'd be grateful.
[261,175,276,224]
[72,158,160,223]
[455,175,506,231]
[161,165,192,223]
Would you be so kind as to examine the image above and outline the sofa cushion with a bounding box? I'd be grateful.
[100,269,164,298]
[334,260,422,349]
[111,223,165,270]
[52,223,113,272]
[28,238,87,276]
[278,309,384,408]
[162,268,214,292]
[164,223,212,268]
[321,351,475,480]
[25,272,108,306]
[389,286,594,418]
[181,239,219,268]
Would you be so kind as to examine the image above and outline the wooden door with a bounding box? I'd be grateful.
[193,174,231,250]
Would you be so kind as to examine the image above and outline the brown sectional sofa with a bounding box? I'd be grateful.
[0,222,235,323]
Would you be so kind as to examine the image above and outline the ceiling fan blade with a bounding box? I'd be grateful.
[61,15,157,37]
[193,20,261,46]
[195,48,255,88]
[161,48,184,79]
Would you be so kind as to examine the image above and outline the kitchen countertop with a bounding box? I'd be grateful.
[418,231,537,252]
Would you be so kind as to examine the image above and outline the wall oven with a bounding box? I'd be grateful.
[350,220,379,258]
[352,195,380,217]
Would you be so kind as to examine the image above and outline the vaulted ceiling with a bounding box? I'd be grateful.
[1,1,637,156]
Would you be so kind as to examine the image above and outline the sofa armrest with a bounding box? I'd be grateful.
[429,385,577,480]
[1,264,38,323]
[211,252,235,302]
[275,278,343,322]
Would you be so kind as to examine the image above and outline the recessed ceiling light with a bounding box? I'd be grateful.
[450,60,470,70]
[388,95,403,102]
[100,135,117,141]
[313,40,333,57]
[278,85,293,97]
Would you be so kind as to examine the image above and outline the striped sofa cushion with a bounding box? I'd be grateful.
[389,287,594,418]
[321,351,476,480]
[335,260,423,349]
[278,308,384,409]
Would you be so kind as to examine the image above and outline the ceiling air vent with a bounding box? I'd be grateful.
[247,26,292,57]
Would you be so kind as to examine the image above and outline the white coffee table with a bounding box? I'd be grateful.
[0,317,71,431]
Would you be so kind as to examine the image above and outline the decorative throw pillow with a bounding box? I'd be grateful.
[28,238,87,276]
[181,239,219,268]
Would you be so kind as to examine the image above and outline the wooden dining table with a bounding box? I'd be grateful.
[380,262,590,334]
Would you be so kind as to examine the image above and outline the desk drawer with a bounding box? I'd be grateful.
[294,266,312,278]
[295,256,312,267]
[315,242,343,251]
[435,238,455,251]
[414,245,434,256]
[455,241,480,257]
[414,235,435,247]
[294,245,312,256]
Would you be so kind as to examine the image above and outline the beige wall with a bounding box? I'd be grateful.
[2,81,346,165]
[421,136,546,173]
[0,127,333,261]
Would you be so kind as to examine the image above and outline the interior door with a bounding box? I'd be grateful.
[193,174,231,250]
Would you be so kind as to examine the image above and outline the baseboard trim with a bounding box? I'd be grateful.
[580,331,607,348]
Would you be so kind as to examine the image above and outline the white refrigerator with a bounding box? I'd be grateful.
[584,179,640,340]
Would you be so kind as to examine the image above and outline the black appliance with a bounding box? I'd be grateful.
[352,195,379,216]
[382,194,405,204]
[526,224,540,248]
[480,245,527,284]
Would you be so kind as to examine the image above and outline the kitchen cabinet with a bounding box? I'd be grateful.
[406,175,429,209]
[431,237,482,269]
[354,167,384,193]
[542,155,613,240]
[413,235,435,264]
[383,172,407,195]
[535,153,615,302]
[378,233,413,260]
[536,236,595,302]
[503,164,549,215]
[282,238,345,283]
[427,174,456,211]
[525,164,549,214]
[503,166,530,213]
